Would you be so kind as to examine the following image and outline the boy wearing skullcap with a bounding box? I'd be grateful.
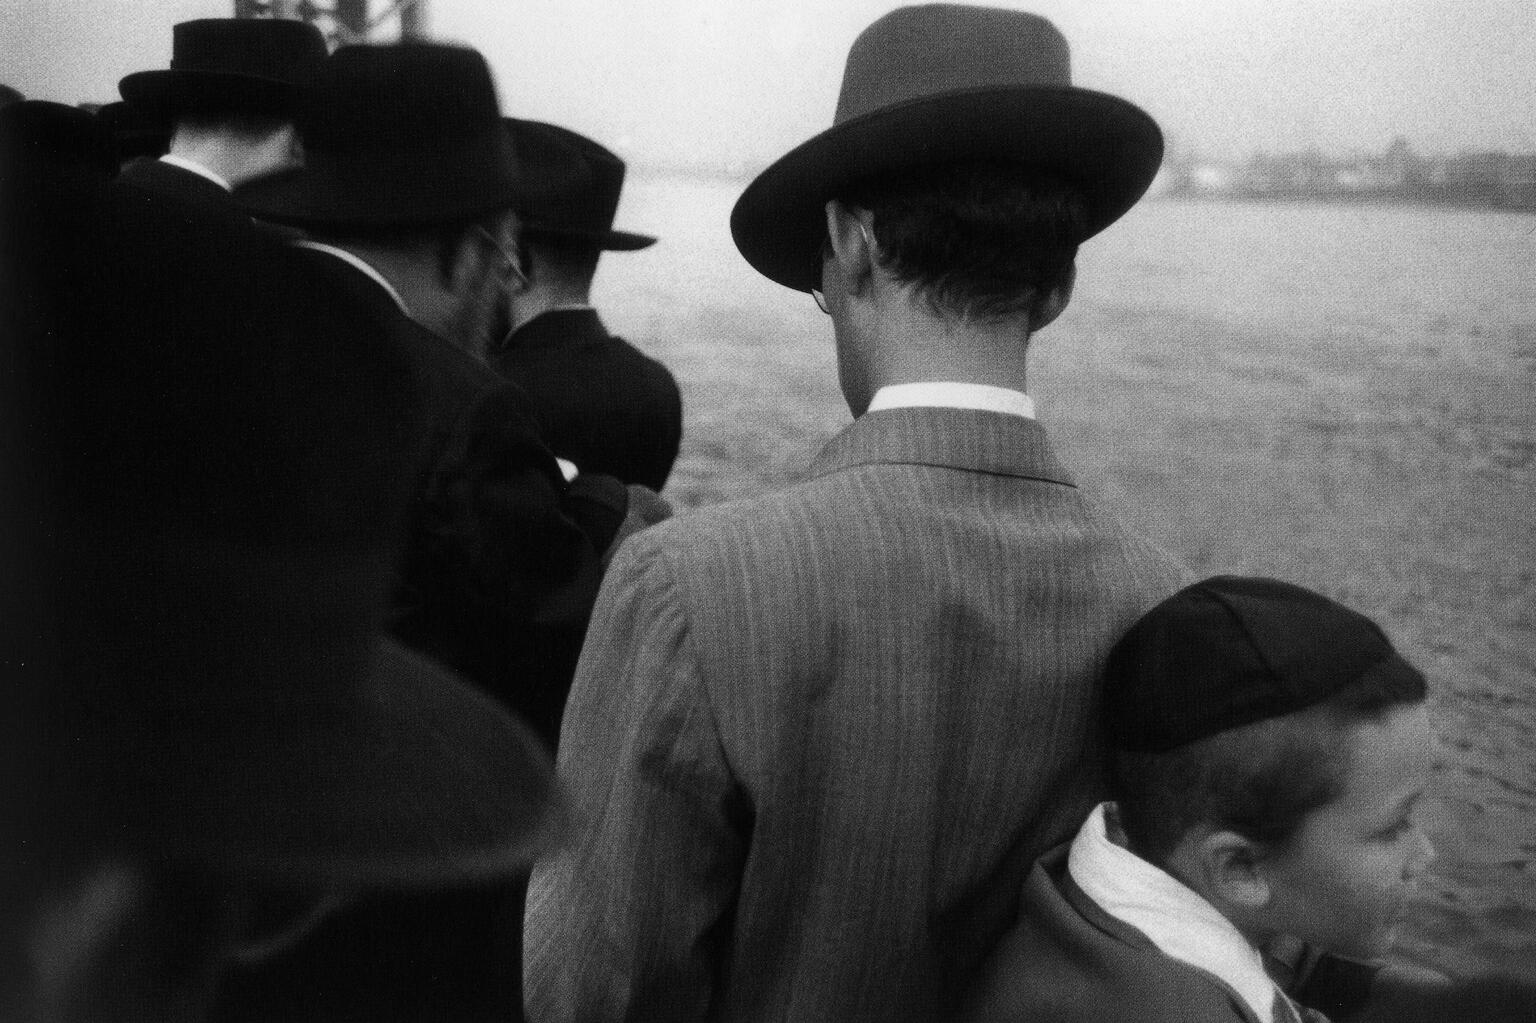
[964,576,1436,1023]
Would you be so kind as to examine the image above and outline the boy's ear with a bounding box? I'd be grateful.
[1181,827,1273,911]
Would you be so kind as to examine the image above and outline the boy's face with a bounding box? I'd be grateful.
[1258,704,1437,960]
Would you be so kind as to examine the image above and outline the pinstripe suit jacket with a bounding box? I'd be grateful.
[525,406,1187,1023]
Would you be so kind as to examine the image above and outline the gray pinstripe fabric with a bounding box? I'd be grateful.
[526,407,1188,1022]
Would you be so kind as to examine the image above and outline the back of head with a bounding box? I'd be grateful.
[837,160,1087,326]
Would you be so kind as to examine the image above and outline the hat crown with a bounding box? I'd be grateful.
[168,18,327,83]
[834,4,1071,125]
[244,42,537,228]
[512,120,624,237]
[307,44,502,154]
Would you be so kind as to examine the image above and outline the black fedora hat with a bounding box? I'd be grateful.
[240,44,548,229]
[119,18,327,120]
[16,173,563,885]
[730,4,1164,293]
[507,119,656,251]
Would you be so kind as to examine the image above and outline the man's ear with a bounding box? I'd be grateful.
[1028,261,1075,332]
[284,124,304,163]
[823,199,875,300]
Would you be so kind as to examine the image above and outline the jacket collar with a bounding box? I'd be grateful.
[506,307,607,351]
[158,154,234,192]
[809,406,1075,486]
[1041,847,1272,1023]
[120,157,236,207]
[292,241,410,316]
[1069,805,1282,1023]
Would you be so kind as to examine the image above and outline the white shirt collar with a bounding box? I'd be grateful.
[158,154,233,193]
[292,241,411,316]
[1068,804,1283,1023]
[865,381,1035,420]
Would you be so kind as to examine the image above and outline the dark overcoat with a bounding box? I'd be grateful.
[491,307,682,491]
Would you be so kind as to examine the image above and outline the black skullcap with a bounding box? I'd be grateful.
[1104,575,1425,752]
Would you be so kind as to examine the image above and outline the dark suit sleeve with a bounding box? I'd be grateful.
[395,381,627,744]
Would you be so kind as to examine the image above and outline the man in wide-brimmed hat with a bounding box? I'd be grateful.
[239,40,648,745]
[115,18,325,220]
[231,42,662,1022]
[492,119,682,491]
[0,102,560,1022]
[526,7,1187,1021]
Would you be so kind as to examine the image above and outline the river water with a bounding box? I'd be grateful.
[594,173,1536,978]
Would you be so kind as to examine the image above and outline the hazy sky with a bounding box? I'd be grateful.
[7,0,1534,168]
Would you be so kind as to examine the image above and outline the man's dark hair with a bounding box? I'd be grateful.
[1110,663,1428,866]
[521,231,601,288]
[836,159,1088,326]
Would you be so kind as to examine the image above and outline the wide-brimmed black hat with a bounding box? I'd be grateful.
[730,4,1164,293]
[13,166,562,885]
[240,44,550,230]
[118,18,326,120]
[1103,576,1427,754]
[506,119,656,251]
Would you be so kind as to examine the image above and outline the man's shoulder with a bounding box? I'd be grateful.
[288,248,502,405]
[117,158,230,208]
[630,444,1181,576]
[630,472,848,549]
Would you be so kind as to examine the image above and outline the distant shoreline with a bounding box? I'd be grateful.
[631,165,1536,216]
[1156,189,1536,215]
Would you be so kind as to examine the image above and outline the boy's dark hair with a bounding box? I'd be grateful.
[835,159,1087,326]
[1110,661,1427,866]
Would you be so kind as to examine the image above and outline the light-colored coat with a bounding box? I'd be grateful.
[525,406,1187,1022]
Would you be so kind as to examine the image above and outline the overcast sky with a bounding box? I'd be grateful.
[7,0,1533,169]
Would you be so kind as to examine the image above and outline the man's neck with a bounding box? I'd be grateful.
[508,278,592,334]
[166,126,296,189]
[856,300,1033,411]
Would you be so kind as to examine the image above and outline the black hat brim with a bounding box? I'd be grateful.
[525,224,657,251]
[236,154,538,230]
[119,69,302,119]
[730,85,1163,293]
[150,638,564,886]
